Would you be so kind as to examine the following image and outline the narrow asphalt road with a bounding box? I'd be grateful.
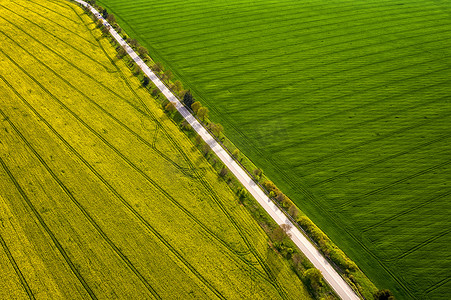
[72,1,361,299]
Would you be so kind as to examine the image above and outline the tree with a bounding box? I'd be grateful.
[101,9,108,19]
[163,70,173,83]
[172,80,183,94]
[106,13,116,24]
[117,46,126,59]
[272,224,291,244]
[303,268,322,291]
[142,76,150,87]
[210,123,223,137]
[128,38,138,48]
[202,143,210,156]
[133,64,142,75]
[181,120,191,131]
[219,167,228,177]
[152,61,164,73]
[237,187,247,201]
[232,149,240,159]
[373,290,395,300]
[288,204,300,219]
[197,107,209,121]
[151,88,160,98]
[183,90,194,108]
[191,101,201,114]
[101,25,109,36]
[253,168,263,181]
[164,102,176,113]
[195,135,203,145]
[138,46,148,58]
[96,19,103,28]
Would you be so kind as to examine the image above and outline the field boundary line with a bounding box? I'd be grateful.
[73,1,360,298]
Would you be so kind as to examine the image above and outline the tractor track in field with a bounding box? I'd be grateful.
[0,47,277,291]
[289,93,451,153]
[53,3,288,295]
[175,12,447,75]
[0,72,274,284]
[234,45,451,127]
[0,232,35,300]
[4,1,98,48]
[269,77,451,133]
[293,108,451,169]
[0,108,162,300]
[0,28,193,178]
[397,228,451,260]
[338,158,451,210]
[0,7,110,70]
[362,189,451,233]
[311,132,451,187]
[155,0,434,52]
[223,40,450,115]
[0,155,96,300]
[16,0,77,24]
[175,19,447,86]
[422,277,450,297]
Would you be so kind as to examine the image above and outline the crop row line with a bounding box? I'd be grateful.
[3,1,98,48]
[15,0,76,24]
[0,103,163,298]
[119,0,388,23]
[397,228,451,260]
[76,6,291,294]
[137,0,431,40]
[163,5,442,62]
[264,77,451,134]
[0,146,96,299]
[283,81,451,163]
[312,132,451,187]
[0,8,110,71]
[81,6,289,295]
[0,232,35,299]
[0,28,191,177]
[292,93,451,153]
[119,0,401,18]
[194,27,450,99]
[339,158,451,210]
[211,64,449,170]
[191,26,448,91]
[363,189,451,233]
[2,51,241,297]
[422,277,450,297]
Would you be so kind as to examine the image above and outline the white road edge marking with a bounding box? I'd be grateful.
[71,1,360,299]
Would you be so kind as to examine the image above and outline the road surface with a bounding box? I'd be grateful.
[71,1,361,299]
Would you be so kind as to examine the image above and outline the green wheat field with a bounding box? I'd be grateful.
[97,0,451,298]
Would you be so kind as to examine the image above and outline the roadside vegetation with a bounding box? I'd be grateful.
[95,0,451,298]
[0,0,316,298]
